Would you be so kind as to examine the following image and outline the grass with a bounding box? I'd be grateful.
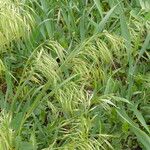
[0,0,150,149]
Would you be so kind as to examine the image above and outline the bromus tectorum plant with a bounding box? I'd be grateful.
[0,0,34,53]
[0,0,150,150]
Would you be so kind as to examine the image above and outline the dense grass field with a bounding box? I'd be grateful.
[0,0,150,149]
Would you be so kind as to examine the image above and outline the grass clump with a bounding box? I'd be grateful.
[0,0,150,150]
